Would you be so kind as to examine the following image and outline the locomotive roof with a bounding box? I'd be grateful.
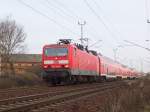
[44,43,76,46]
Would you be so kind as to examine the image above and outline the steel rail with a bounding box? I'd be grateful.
[32,85,123,112]
[0,82,125,112]
[0,82,119,105]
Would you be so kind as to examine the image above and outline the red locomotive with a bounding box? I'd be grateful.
[42,39,139,84]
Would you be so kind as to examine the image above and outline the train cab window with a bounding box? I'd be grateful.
[45,48,68,56]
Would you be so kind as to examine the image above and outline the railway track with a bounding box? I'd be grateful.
[0,86,52,100]
[0,84,91,99]
[0,81,126,112]
[0,82,115,105]
[0,81,119,99]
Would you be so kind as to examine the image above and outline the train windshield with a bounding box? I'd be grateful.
[44,48,68,56]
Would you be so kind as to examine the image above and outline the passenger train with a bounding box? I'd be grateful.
[42,39,140,84]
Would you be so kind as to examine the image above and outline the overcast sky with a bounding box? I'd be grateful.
[0,0,150,72]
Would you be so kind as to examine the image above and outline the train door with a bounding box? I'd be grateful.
[98,57,101,76]
[73,48,79,75]
[107,67,109,75]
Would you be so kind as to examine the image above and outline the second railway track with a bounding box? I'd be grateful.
[0,81,127,112]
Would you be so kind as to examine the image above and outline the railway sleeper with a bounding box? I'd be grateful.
[0,84,122,112]
[31,85,123,112]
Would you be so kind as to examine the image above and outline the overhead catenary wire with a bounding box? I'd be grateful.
[49,0,105,42]
[43,0,106,47]
[124,40,150,52]
[17,0,79,37]
[18,0,116,50]
[83,0,120,44]
[145,0,150,22]
[144,59,150,64]
[45,0,78,21]
[43,0,94,41]
[92,0,124,43]
[41,0,77,27]
[47,0,115,50]
[51,0,82,20]
[40,0,98,45]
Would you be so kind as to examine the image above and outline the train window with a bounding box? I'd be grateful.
[45,48,68,56]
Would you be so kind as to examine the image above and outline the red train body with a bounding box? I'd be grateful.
[42,39,140,84]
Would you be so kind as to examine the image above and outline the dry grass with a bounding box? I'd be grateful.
[100,76,150,112]
[0,71,43,89]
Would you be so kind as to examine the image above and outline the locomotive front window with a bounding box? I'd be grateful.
[45,48,68,56]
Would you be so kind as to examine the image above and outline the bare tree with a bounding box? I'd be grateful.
[0,18,26,75]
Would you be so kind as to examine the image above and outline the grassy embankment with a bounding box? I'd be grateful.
[100,76,150,112]
[0,67,44,89]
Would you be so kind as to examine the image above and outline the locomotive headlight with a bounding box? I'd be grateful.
[44,60,54,64]
[59,60,69,64]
